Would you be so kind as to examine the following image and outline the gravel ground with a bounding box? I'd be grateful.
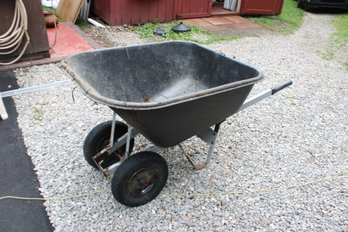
[81,25,147,48]
[13,13,348,231]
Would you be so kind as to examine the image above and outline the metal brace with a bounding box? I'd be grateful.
[92,113,139,175]
[180,122,222,170]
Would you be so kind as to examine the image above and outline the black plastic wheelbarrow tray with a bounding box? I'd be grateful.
[64,41,292,207]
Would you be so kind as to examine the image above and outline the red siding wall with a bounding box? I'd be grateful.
[92,0,176,25]
[175,0,211,19]
[240,0,284,16]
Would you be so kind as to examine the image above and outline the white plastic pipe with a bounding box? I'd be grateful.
[0,94,8,120]
[87,18,106,28]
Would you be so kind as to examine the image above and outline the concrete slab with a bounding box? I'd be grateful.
[224,16,252,24]
[184,18,213,28]
[183,15,266,37]
[203,17,235,25]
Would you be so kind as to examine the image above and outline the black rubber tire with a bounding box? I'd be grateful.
[111,151,168,207]
[83,121,134,169]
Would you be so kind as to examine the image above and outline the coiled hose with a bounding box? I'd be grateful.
[0,0,30,65]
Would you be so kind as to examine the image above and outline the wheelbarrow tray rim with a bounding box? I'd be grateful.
[64,41,263,110]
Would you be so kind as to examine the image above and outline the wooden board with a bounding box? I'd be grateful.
[56,0,84,23]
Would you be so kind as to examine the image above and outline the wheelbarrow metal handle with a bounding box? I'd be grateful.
[239,80,292,112]
[271,80,293,95]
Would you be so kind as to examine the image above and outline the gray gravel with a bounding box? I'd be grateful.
[13,13,348,231]
[82,26,144,48]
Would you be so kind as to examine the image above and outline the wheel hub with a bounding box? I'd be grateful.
[128,168,157,197]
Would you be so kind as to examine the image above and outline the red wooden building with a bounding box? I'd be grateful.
[92,0,283,26]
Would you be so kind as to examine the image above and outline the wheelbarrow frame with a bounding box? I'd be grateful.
[92,80,292,176]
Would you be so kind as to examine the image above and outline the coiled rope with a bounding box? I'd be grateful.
[0,0,30,65]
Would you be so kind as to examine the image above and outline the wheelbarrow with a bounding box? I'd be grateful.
[64,41,292,207]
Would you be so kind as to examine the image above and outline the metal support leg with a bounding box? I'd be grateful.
[182,122,222,170]
[205,123,221,165]
[110,112,117,146]
[125,126,132,158]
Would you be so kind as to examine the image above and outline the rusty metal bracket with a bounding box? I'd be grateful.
[178,144,207,170]
[92,148,111,177]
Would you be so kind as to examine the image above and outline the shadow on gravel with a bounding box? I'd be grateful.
[305,8,348,15]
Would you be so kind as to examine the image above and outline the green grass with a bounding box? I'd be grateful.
[344,61,348,71]
[248,0,304,34]
[42,6,55,13]
[75,18,89,27]
[332,14,348,71]
[332,14,348,46]
[318,49,336,60]
[42,6,64,22]
[132,22,239,45]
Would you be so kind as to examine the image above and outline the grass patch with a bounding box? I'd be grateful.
[42,6,54,11]
[132,22,239,45]
[332,14,348,46]
[332,14,348,71]
[248,0,304,34]
[75,18,90,27]
[42,6,56,14]
[344,61,348,71]
[318,49,335,60]
[42,6,64,22]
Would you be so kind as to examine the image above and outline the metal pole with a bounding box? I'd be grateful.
[125,126,132,158]
[0,80,71,98]
[110,112,116,146]
[205,123,221,165]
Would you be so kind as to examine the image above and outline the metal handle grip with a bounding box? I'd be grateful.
[271,80,293,95]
